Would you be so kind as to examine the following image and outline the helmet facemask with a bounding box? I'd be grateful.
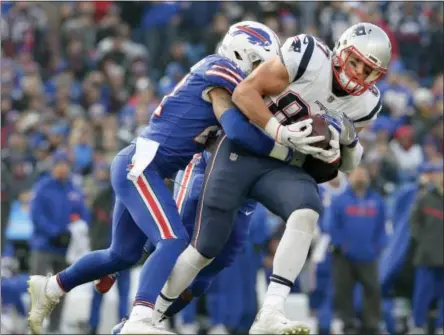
[333,46,387,96]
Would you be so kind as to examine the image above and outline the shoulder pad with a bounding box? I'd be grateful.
[281,34,330,83]
[353,86,382,128]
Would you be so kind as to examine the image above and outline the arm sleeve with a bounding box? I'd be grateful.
[339,141,364,173]
[219,107,275,156]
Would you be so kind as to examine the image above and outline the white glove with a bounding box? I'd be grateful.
[265,117,325,151]
[308,125,341,164]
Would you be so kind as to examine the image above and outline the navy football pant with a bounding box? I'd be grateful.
[168,153,256,320]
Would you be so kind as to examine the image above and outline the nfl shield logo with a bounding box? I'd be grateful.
[229,153,238,161]
[327,96,335,103]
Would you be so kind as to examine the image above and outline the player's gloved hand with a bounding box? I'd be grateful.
[310,125,341,164]
[282,119,326,152]
[323,112,358,147]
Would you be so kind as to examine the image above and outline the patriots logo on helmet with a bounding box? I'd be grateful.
[231,25,272,49]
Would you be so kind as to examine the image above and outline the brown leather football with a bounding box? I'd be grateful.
[300,114,331,149]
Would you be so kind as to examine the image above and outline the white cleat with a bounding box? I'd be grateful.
[208,324,229,334]
[27,275,60,334]
[119,317,176,334]
[249,306,311,335]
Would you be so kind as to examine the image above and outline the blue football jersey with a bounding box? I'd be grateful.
[140,54,245,177]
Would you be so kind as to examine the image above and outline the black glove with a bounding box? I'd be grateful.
[50,231,71,248]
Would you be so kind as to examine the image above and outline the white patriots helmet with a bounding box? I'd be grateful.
[218,21,281,75]
[332,22,392,96]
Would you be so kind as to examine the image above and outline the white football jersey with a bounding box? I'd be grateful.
[265,34,382,129]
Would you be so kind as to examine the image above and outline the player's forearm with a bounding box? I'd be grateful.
[219,108,291,161]
[210,88,291,162]
[232,84,274,130]
[208,88,281,159]
[339,141,364,173]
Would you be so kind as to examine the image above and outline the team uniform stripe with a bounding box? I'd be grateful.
[236,25,268,43]
[134,300,155,309]
[175,156,198,214]
[212,65,244,82]
[293,35,315,82]
[56,274,67,292]
[354,97,382,123]
[194,135,227,246]
[205,70,240,86]
[132,175,176,239]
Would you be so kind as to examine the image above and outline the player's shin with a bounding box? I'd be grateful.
[152,245,213,322]
[130,238,188,322]
[264,209,318,309]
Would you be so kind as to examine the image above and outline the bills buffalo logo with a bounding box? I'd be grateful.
[231,25,272,49]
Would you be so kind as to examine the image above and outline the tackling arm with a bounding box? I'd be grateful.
[209,87,292,162]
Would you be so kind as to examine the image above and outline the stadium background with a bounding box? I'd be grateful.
[1,1,443,334]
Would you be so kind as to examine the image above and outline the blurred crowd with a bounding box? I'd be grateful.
[1,1,443,335]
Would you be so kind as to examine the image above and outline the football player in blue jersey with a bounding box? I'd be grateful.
[27,21,323,335]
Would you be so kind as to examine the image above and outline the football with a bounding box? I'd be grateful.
[300,114,331,149]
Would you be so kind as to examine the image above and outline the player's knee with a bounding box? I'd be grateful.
[183,244,213,269]
[287,208,319,235]
[194,236,226,260]
[157,236,189,255]
[108,248,141,268]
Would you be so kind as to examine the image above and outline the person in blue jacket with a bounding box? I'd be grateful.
[329,165,387,335]
[29,149,89,333]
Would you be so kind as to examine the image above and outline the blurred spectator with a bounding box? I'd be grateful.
[97,22,148,72]
[204,13,230,55]
[29,149,89,333]
[389,126,424,182]
[329,166,387,334]
[141,1,182,75]
[5,190,33,273]
[118,77,159,145]
[426,5,444,78]
[391,3,428,74]
[409,161,444,334]
[411,88,440,142]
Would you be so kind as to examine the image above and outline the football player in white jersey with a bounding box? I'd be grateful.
[230,22,391,333]
[152,22,391,335]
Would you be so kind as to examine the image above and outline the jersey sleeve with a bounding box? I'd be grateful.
[281,34,316,83]
[353,86,383,128]
[201,58,246,101]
